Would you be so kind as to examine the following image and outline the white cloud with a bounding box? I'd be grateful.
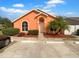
[13,4,24,7]
[62,12,76,17]
[65,12,75,15]
[0,7,27,14]
[44,0,65,9]
[47,0,65,4]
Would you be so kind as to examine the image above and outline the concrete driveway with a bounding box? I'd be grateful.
[0,37,79,58]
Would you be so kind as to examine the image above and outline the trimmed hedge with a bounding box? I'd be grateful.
[2,28,19,36]
[76,29,79,35]
[28,30,38,35]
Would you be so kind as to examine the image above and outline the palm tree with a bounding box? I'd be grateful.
[48,16,69,34]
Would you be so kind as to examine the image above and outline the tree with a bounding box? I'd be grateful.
[0,16,12,28]
[48,16,69,34]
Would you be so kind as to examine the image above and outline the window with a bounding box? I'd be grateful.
[22,21,28,31]
[39,17,44,22]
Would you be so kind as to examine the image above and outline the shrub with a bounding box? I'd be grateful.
[2,28,19,36]
[28,30,38,35]
[76,29,79,35]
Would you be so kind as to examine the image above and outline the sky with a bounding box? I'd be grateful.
[0,0,79,21]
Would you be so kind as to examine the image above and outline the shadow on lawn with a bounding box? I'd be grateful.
[0,41,17,53]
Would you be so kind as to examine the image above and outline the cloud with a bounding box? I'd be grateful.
[13,4,24,7]
[47,0,65,4]
[62,12,76,17]
[44,0,65,9]
[65,12,75,15]
[0,7,27,14]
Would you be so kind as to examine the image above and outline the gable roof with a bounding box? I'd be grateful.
[12,9,56,23]
[34,13,48,19]
[12,9,39,23]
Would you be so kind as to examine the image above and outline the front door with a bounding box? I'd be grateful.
[39,17,44,35]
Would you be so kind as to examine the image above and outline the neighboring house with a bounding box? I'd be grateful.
[13,9,56,34]
[64,18,79,35]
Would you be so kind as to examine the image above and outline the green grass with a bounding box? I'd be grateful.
[0,31,3,35]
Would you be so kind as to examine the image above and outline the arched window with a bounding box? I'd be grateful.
[39,17,44,22]
[22,21,28,31]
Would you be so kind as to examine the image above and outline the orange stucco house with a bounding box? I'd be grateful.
[13,9,56,34]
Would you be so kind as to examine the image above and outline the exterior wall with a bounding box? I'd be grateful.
[75,25,79,30]
[44,16,54,32]
[13,11,39,32]
[64,25,79,35]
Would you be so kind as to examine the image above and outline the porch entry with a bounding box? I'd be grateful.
[39,17,44,35]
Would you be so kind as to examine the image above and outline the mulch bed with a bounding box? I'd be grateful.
[15,32,38,37]
[15,32,75,39]
[44,34,75,38]
[15,35,38,37]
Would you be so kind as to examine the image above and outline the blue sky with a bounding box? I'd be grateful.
[0,0,79,21]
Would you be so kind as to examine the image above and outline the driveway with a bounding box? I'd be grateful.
[0,37,79,58]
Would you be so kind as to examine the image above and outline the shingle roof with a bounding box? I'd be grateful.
[65,18,79,25]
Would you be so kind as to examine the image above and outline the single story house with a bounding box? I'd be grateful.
[13,9,79,35]
[13,9,56,34]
